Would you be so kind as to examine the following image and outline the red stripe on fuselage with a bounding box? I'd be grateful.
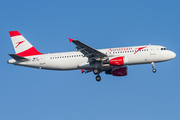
[17,47,43,57]
[9,31,21,37]
[134,47,146,54]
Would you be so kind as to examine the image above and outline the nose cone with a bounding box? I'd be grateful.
[172,51,176,58]
[168,51,176,60]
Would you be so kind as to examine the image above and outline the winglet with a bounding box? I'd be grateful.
[81,69,85,74]
[68,38,73,43]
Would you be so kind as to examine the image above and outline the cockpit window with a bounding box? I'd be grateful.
[161,48,168,50]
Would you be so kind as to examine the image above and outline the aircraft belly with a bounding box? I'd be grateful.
[15,61,42,68]
[126,55,149,65]
[126,53,165,65]
[45,57,87,70]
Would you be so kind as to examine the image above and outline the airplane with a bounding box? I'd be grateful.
[8,31,176,81]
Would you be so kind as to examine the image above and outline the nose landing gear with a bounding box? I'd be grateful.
[152,69,156,73]
[151,62,156,73]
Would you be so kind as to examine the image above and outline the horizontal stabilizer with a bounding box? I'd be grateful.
[9,54,29,62]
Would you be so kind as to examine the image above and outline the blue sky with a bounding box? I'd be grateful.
[1,0,180,120]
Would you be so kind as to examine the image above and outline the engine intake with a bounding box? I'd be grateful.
[105,67,127,76]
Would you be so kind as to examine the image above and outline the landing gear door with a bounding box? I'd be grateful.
[150,45,155,55]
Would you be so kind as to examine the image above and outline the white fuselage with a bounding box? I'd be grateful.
[8,45,176,70]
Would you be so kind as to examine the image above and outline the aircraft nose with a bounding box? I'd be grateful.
[172,51,176,58]
[168,51,176,59]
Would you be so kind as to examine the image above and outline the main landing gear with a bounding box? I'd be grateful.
[151,62,156,73]
[93,69,101,82]
[96,75,101,82]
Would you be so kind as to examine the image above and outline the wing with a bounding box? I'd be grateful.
[69,38,107,62]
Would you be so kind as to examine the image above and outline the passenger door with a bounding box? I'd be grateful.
[150,45,155,55]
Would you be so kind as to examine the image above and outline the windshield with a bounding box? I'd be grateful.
[161,48,168,50]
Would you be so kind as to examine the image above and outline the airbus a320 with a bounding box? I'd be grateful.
[8,31,176,81]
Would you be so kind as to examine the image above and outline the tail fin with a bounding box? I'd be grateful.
[9,31,42,57]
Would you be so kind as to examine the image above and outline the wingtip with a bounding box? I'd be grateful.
[68,38,73,42]
[81,69,85,74]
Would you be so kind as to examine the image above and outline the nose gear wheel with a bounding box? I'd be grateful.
[151,62,156,73]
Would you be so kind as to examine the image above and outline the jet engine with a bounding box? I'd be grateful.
[105,67,127,76]
[102,56,128,66]
[109,56,124,66]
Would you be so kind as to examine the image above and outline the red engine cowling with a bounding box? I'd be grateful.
[112,67,127,76]
[109,56,124,66]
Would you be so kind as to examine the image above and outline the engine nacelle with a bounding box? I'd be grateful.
[109,56,124,66]
[105,67,127,76]
[102,56,128,66]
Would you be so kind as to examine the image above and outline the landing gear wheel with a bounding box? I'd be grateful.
[151,62,156,73]
[93,69,99,75]
[153,69,156,73]
[96,75,101,82]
